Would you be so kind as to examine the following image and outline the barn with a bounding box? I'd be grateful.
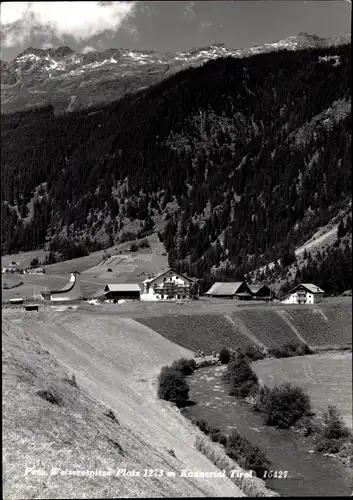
[281,283,325,304]
[104,284,141,302]
[24,304,39,312]
[248,284,274,301]
[205,281,252,300]
[9,298,24,305]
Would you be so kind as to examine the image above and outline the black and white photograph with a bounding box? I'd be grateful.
[1,0,352,497]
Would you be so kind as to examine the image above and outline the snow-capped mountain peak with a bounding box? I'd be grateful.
[1,33,350,113]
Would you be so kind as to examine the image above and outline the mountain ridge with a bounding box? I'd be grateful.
[1,33,350,113]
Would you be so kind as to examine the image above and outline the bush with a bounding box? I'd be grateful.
[229,358,258,385]
[157,366,190,404]
[294,414,320,436]
[210,428,223,442]
[196,419,210,434]
[315,438,342,454]
[243,345,266,361]
[269,343,296,358]
[219,348,231,364]
[139,238,150,249]
[130,242,138,252]
[30,257,40,267]
[296,343,314,355]
[231,380,259,398]
[171,358,197,376]
[226,430,270,477]
[253,386,271,412]
[218,433,228,446]
[224,357,260,398]
[240,445,271,479]
[195,421,228,445]
[231,349,247,364]
[269,343,313,358]
[261,383,312,428]
[322,405,350,440]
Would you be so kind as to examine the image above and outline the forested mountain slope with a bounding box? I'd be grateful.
[1,44,351,292]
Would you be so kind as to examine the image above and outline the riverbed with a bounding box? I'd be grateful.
[181,365,352,496]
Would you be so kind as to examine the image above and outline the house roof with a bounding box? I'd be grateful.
[104,284,141,293]
[282,282,325,300]
[206,282,245,296]
[143,268,193,285]
[248,284,273,294]
[300,283,325,294]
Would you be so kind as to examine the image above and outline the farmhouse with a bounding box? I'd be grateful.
[205,281,252,300]
[281,283,325,304]
[40,272,82,301]
[27,267,45,275]
[104,284,141,302]
[140,268,192,301]
[248,284,274,300]
[2,266,23,274]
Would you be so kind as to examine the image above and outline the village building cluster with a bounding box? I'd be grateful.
[8,266,324,305]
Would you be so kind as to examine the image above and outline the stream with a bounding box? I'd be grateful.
[181,365,352,496]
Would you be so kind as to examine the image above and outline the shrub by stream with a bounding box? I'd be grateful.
[223,356,312,428]
[157,358,196,406]
[194,419,271,478]
[218,342,313,366]
[255,383,312,428]
[221,352,352,465]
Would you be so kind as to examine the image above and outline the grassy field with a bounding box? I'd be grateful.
[2,234,168,301]
[133,301,352,354]
[36,233,167,278]
[232,310,300,348]
[137,314,256,354]
[2,275,24,290]
[3,309,244,499]
[283,306,352,347]
[2,249,48,269]
[252,353,353,428]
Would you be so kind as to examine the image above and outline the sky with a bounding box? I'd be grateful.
[0,1,351,61]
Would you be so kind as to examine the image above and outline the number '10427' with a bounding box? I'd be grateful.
[263,470,288,479]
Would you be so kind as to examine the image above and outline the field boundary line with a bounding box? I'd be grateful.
[224,314,266,349]
[276,310,308,345]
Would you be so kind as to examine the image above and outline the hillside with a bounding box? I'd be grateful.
[1,43,351,293]
[3,309,245,498]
